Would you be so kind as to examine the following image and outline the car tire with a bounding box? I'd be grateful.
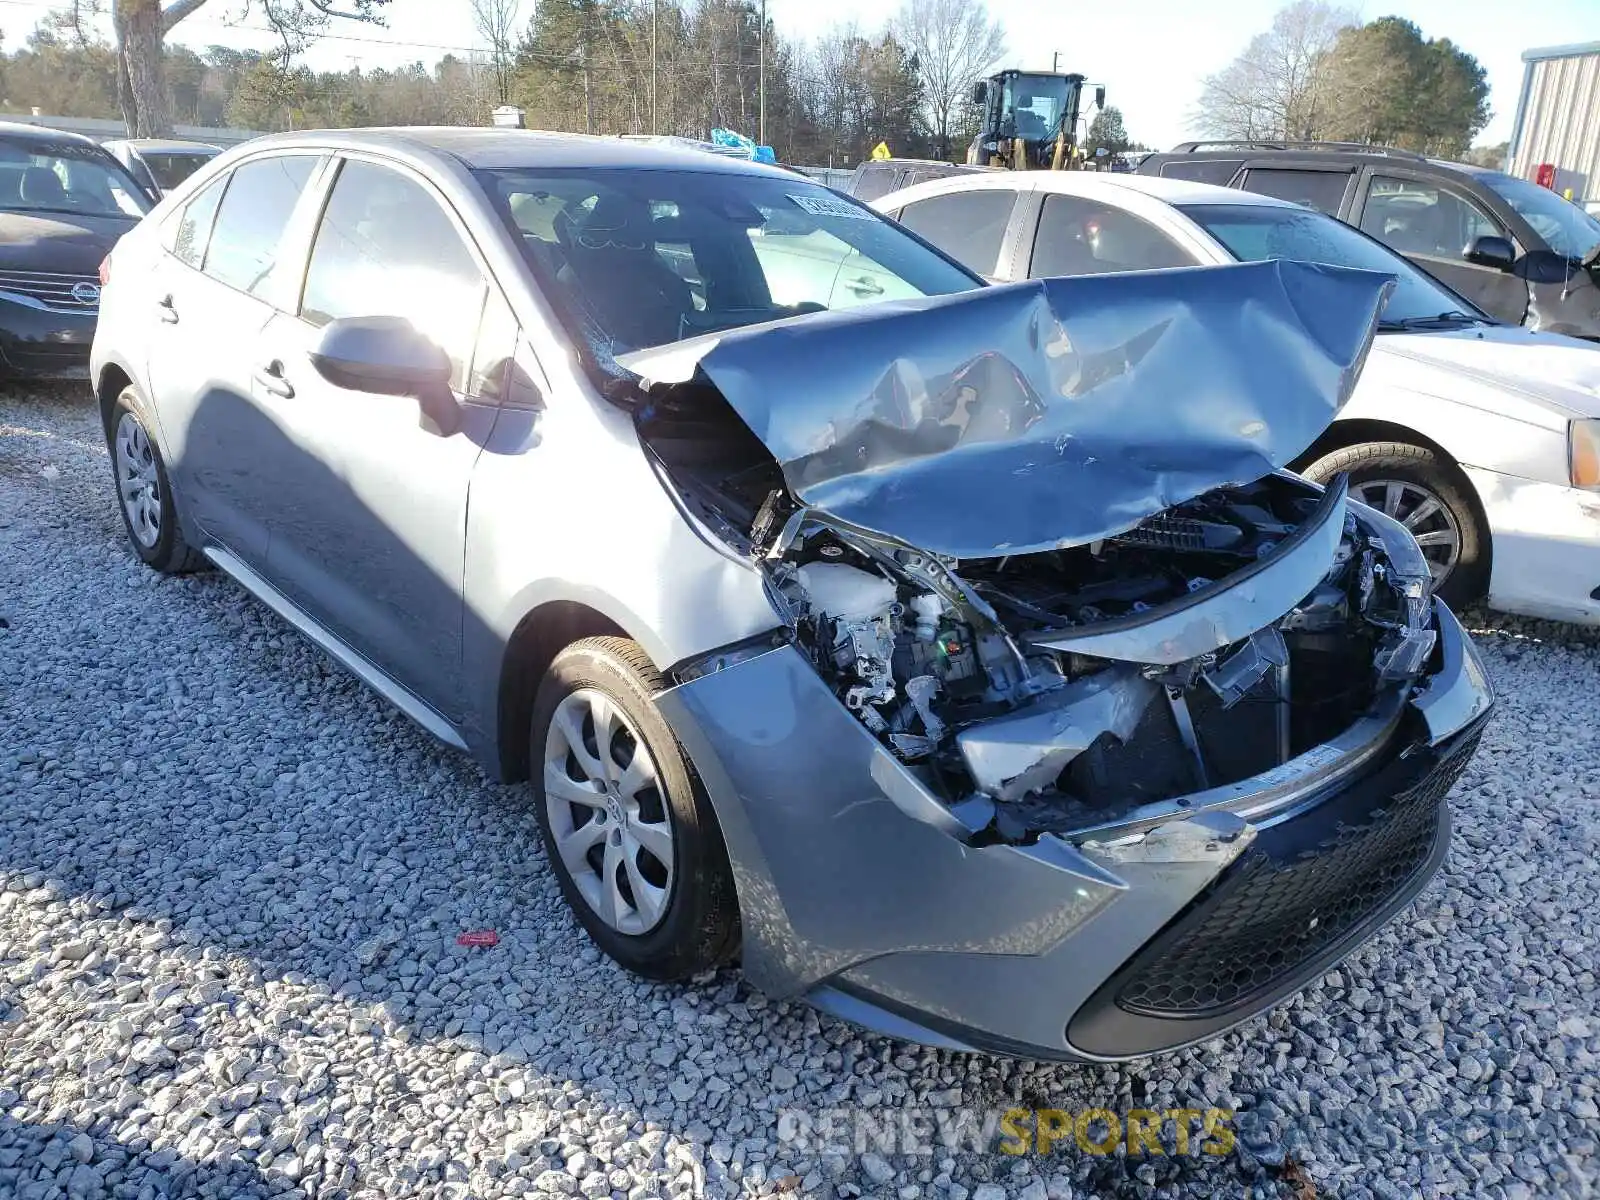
[1299,441,1488,608]
[529,636,739,981]
[107,390,206,575]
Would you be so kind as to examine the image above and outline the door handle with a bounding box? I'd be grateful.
[253,360,294,399]
[846,276,884,296]
[156,294,179,324]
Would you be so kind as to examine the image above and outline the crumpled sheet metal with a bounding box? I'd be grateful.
[625,260,1393,559]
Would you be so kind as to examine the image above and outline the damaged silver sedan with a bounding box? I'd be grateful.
[96,133,1493,1060]
[627,257,1493,1059]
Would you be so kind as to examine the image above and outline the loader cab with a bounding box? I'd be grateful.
[968,70,1092,170]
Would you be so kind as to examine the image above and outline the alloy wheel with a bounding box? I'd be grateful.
[543,688,675,935]
[1352,478,1461,585]
[115,412,162,548]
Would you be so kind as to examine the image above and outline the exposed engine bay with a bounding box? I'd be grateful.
[641,385,1439,841]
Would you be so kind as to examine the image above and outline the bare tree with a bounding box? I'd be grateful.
[471,0,520,107]
[1191,0,1355,142]
[59,0,390,137]
[892,0,1004,160]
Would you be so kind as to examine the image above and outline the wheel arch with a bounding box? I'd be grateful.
[494,599,628,783]
[94,361,135,436]
[1292,416,1495,586]
[1292,417,1462,475]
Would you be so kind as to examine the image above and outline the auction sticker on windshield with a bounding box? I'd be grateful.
[789,194,873,219]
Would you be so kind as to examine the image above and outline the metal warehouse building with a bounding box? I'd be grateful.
[1507,41,1600,202]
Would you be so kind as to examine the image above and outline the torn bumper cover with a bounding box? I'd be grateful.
[658,603,1490,1061]
[623,258,1392,557]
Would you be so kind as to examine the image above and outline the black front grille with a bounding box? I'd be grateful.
[1113,729,1480,1019]
[0,269,100,311]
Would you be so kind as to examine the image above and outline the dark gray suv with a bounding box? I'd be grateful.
[1138,141,1600,339]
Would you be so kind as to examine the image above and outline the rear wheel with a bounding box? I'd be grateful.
[1299,441,1487,608]
[529,637,739,980]
[108,390,205,575]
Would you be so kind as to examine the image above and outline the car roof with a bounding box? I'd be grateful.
[107,138,222,153]
[1035,171,1291,206]
[0,120,105,150]
[1144,144,1490,179]
[875,168,1296,211]
[859,158,970,168]
[232,126,793,178]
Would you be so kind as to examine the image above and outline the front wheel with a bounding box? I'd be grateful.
[529,637,739,981]
[1299,441,1488,608]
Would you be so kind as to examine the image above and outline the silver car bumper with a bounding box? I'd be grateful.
[658,601,1492,1061]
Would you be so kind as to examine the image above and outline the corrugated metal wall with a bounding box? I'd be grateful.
[1509,50,1600,200]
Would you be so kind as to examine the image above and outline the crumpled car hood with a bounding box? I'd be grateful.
[621,259,1393,559]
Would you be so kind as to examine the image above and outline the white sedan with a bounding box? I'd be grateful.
[874,170,1600,624]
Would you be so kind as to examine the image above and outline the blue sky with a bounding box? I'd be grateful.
[4,0,1594,148]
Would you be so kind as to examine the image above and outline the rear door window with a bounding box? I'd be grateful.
[1158,158,1245,185]
[896,190,1016,275]
[202,155,318,298]
[172,173,227,269]
[1029,193,1197,277]
[850,166,899,203]
[1358,175,1505,259]
[1236,168,1352,216]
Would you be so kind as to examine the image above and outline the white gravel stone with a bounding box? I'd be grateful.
[3,382,1598,1200]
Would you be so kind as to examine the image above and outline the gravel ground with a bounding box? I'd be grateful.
[1,381,1598,1200]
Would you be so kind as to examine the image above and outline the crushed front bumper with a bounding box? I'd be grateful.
[659,602,1492,1061]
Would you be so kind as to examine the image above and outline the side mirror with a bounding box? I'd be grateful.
[972,81,988,106]
[1095,85,1106,109]
[308,315,461,436]
[1464,234,1515,272]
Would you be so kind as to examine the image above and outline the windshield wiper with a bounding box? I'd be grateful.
[1378,310,1488,331]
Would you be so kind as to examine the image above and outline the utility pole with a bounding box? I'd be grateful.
[1052,51,1059,72]
[580,45,594,135]
[651,0,658,134]
[757,0,766,146]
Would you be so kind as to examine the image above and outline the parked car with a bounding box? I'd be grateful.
[843,156,982,202]
[93,129,1491,1061]
[875,169,1600,624]
[1135,141,1600,340]
[0,120,152,379]
[102,137,222,197]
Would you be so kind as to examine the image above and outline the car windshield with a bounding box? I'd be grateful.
[142,151,216,191]
[0,138,150,218]
[1481,172,1600,261]
[479,166,978,359]
[1179,202,1487,327]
